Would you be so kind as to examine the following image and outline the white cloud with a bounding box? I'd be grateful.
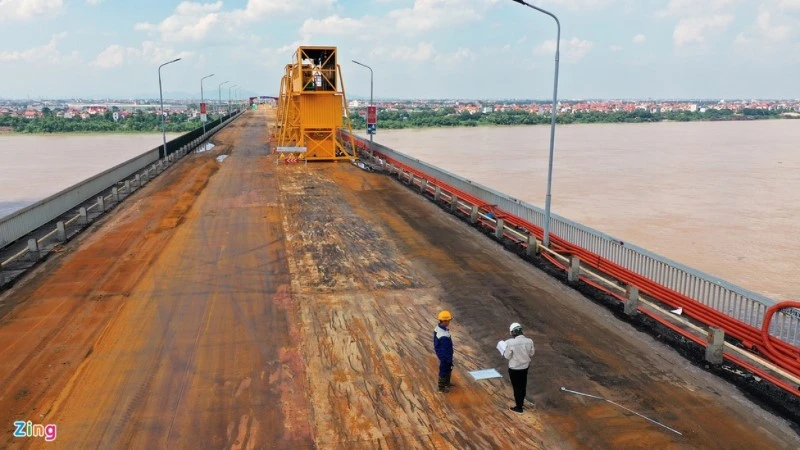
[779,0,800,11]
[609,45,623,52]
[299,15,368,40]
[86,0,103,5]
[657,0,735,18]
[135,1,224,43]
[534,37,594,63]
[234,0,335,19]
[391,42,436,62]
[633,33,645,44]
[0,33,71,62]
[756,9,792,41]
[90,44,125,68]
[734,3,798,53]
[90,42,193,69]
[388,0,494,33]
[136,0,335,43]
[443,48,476,64]
[0,0,64,21]
[673,15,733,46]
[535,0,619,10]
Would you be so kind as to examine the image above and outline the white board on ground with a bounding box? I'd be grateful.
[469,369,503,380]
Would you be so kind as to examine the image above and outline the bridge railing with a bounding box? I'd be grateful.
[0,112,241,268]
[341,131,799,350]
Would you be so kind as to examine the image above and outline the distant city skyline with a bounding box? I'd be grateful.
[2,96,799,103]
[0,0,798,100]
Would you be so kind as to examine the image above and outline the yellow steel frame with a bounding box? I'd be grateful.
[274,46,356,161]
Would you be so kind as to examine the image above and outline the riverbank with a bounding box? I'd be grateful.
[349,108,799,130]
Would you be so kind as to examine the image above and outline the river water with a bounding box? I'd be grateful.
[365,120,800,300]
[0,134,177,218]
[1,124,797,299]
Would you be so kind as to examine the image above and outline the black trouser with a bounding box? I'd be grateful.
[508,367,528,408]
[438,359,453,389]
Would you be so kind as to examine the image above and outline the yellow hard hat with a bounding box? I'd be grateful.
[437,310,453,321]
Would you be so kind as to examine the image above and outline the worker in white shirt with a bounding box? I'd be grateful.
[502,322,535,413]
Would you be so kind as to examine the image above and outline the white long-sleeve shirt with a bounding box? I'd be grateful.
[503,335,535,370]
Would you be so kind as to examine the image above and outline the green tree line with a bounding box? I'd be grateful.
[348,107,793,130]
[0,108,211,133]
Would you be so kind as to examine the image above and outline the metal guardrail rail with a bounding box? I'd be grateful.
[342,131,799,349]
[0,111,242,283]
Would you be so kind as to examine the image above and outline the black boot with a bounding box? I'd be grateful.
[445,372,455,388]
[438,377,450,393]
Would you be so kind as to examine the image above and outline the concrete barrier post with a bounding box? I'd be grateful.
[526,235,540,256]
[57,221,66,242]
[135,174,141,187]
[112,187,119,202]
[97,196,105,212]
[450,195,458,214]
[434,186,442,202]
[124,180,131,193]
[408,173,414,185]
[705,327,725,364]
[568,256,581,282]
[470,205,479,224]
[79,207,88,224]
[624,286,640,316]
[27,238,39,261]
[495,218,505,239]
[420,179,428,194]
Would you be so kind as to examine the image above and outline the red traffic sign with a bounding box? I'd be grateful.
[367,106,377,125]
[200,102,207,114]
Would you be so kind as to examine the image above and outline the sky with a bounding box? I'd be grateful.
[0,0,798,100]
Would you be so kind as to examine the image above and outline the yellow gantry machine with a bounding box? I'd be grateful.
[273,46,357,161]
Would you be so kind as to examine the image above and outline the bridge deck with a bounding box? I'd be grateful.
[1,109,797,449]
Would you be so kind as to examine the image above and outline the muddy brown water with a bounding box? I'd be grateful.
[0,134,180,217]
[366,120,800,301]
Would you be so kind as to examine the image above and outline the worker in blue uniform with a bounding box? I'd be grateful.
[434,310,454,392]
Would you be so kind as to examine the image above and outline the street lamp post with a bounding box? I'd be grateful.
[158,57,182,159]
[351,60,374,157]
[512,0,560,248]
[200,73,214,135]
[219,80,230,119]
[228,84,237,116]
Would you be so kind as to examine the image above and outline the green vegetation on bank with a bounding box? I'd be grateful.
[348,107,796,129]
[0,108,209,133]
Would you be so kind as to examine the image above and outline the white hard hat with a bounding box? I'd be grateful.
[509,322,522,333]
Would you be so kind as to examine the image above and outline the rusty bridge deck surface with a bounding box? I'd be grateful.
[1,109,797,449]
